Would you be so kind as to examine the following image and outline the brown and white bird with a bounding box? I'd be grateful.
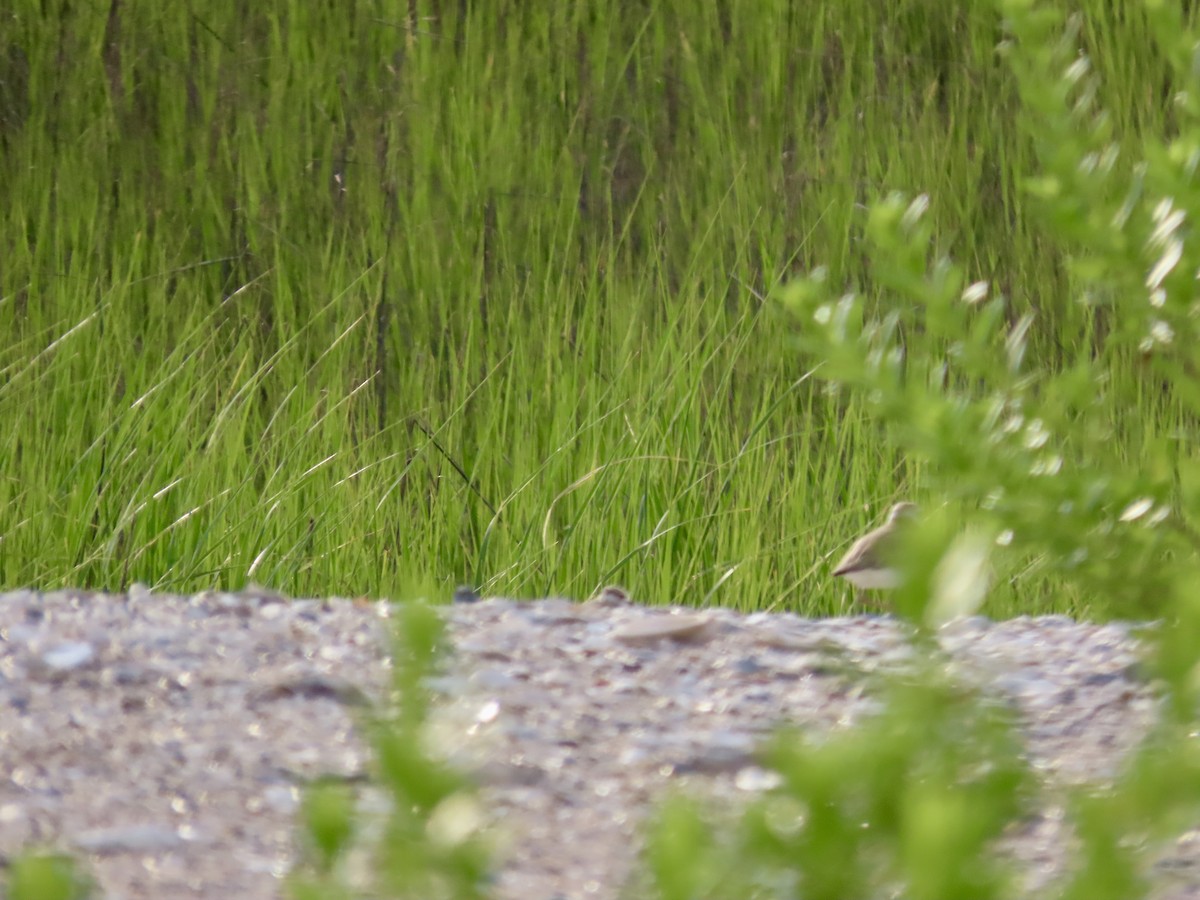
[833,502,917,603]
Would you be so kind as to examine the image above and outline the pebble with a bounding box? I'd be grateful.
[73,823,184,854]
[610,612,715,645]
[453,585,481,605]
[39,641,96,672]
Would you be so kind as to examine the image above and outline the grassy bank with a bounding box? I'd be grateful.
[0,1,1189,614]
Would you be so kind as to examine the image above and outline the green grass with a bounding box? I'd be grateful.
[2,1,1195,615]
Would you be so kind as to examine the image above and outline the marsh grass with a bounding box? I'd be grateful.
[2,1,1193,615]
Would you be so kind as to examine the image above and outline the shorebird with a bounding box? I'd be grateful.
[832,502,917,605]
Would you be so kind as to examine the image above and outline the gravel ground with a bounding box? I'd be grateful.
[0,587,1191,898]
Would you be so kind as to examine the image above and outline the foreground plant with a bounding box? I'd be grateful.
[3,853,92,900]
[289,600,491,900]
[642,671,1031,900]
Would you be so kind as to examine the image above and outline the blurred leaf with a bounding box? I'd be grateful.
[301,779,356,872]
[7,853,92,900]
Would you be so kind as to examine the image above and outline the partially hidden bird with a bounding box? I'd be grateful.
[832,501,917,605]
